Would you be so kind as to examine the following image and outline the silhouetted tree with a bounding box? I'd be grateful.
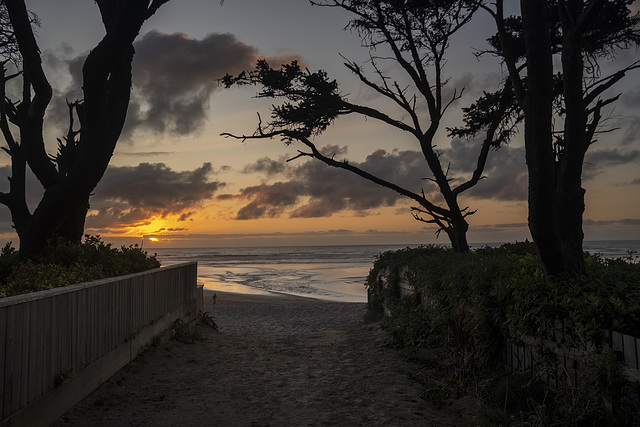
[472,0,640,276]
[0,0,170,258]
[221,0,520,253]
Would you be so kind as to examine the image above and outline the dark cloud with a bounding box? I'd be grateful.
[620,87,640,108]
[443,72,501,106]
[230,142,529,221]
[0,161,223,236]
[290,148,434,216]
[124,31,257,135]
[242,156,288,176]
[44,31,301,138]
[442,142,639,194]
[234,181,305,220]
[436,138,529,201]
[586,148,640,165]
[290,148,433,214]
[42,50,84,134]
[619,117,640,146]
[227,147,423,220]
[155,227,188,232]
[290,199,346,218]
[86,162,224,231]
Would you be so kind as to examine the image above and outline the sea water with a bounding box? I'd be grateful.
[152,241,640,302]
[152,245,413,302]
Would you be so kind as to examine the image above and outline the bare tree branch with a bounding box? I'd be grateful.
[221,128,451,219]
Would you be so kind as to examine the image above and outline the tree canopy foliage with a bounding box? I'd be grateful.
[222,0,515,253]
[0,0,170,258]
[463,0,640,276]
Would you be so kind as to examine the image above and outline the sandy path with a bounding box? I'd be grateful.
[53,290,456,426]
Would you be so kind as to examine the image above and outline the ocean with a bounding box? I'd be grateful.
[152,240,640,303]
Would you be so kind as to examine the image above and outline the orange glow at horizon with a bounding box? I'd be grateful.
[91,198,533,245]
[119,215,200,238]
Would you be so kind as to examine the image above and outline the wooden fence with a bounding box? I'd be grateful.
[504,326,640,388]
[372,266,640,386]
[0,262,200,427]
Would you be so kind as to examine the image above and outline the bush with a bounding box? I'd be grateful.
[366,243,640,423]
[0,235,160,298]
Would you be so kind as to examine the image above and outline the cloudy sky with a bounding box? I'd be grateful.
[0,0,639,248]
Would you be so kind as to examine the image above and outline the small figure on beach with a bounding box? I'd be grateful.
[212,293,217,304]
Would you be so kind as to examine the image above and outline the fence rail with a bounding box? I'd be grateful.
[504,327,640,388]
[0,262,199,426]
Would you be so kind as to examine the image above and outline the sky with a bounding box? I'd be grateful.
[0,0,639,249]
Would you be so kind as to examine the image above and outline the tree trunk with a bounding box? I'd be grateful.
[520,0,564,275]
[54,197,90,244]
[15,184,88,257]
[446,219,470,253]
[3,0,167,258]
[556,0,587,277]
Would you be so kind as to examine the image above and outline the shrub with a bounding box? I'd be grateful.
[366,243,640,422]
[0,235,160,298]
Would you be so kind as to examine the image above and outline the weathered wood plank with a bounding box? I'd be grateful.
[117,281,126,344]
[34,298,45,398]
[3,304,22,417]
[131,277,140,334]
[102,283,110,357]
[96,285,105,359]
[90,286,98,365]
[27,300,40,404]
[612,331,624,354]
[623,334,638,369]
[60,293,73,385]
[42,295,52,393]
[601,329,612,349]
[49,295,60,394]
[76,288,87,373]
[109,281,116,349]
[119,280,128,343]
[142,277,150,327]
[70,291,78,377]
[0,307,7,418]
[19,301,31,408]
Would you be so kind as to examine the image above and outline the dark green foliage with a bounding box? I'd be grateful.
[0,235,160,298]
[221,59,345,140]
[171,318,202,343]
[368,243,640,351]
[550,350,639,426]
[447,83,522,147]
[366,244,640,423]
[486,0,640,61]
[198,310,218,331]
[54,368,73,387]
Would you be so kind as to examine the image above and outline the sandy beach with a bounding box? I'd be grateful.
[52,290,456,426]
